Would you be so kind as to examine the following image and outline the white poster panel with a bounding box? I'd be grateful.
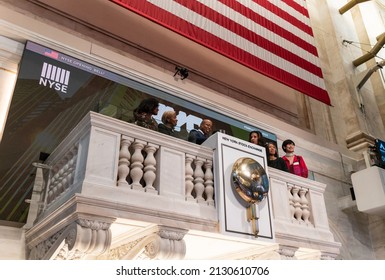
[203,133,274,241]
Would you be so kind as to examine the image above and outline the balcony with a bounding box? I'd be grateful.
[24,112,340,260]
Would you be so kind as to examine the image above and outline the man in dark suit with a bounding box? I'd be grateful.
[188,119,213,144]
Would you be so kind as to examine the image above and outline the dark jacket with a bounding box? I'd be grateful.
[133,112,158,131]
[268,157,289,172]
[188,129,208,144]
[158,123,175,136]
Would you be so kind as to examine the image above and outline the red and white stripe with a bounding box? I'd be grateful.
[111,0,330,105]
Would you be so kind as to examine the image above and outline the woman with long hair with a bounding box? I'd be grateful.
[266,142,289,172]
[248,130,265,146]
[133,97,159,131]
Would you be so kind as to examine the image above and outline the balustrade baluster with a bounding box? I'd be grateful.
[51,166,64,202]
[117,136,133,188]
[292,186,303,223]
[299,188,311,224]
[60,155,71,193]
[143,144,159,193]
[56,167,65,198]
[130,140,146,190]
[46,148,78,206]
[204,160,214,206]
[185,154,195,201]
[193,157,205,203]
[66,147,78,189]
[47,170,59,205]
[287,183,295,220]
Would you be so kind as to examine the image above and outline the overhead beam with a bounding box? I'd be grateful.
[339,0,371,14]
[356,60,385,90]
[353,33,385,67]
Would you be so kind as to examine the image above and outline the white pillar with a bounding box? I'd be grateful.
[0,35,23,142]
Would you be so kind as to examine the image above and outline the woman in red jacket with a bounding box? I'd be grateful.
[281,139,308,178]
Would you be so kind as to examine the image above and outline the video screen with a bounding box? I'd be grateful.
[375,139,385,168]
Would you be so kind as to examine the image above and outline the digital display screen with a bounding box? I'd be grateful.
[375,139,385,168]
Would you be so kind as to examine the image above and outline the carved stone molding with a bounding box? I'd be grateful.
[346,131,375,152]
[242,250,281,260]
[144,226,188,260]
[276,245,298,260]
[64,219,112,257]
[158,227,186,241]
[28,228,66,260]
[320,252,338,260]
[28,218,112,260]
[106,237,146,260]
[106,226,188,260]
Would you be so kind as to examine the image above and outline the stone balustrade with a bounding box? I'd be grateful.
[31,112,215,224]
[26,112,340,259]
[268,168,340,258]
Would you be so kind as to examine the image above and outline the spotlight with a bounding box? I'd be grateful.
[174,66,189,80]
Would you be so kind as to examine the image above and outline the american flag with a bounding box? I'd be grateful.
[111,0,330,105]
[43,49,59,60]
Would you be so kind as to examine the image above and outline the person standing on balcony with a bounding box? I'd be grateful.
[248,130,266,146]
[133,97,159,131]
[188,119,213,144]
[158,110,178,136]
[266,142,289,172]
[282,139,308,178]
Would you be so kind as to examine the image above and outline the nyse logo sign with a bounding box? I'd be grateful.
[39,62,70,96]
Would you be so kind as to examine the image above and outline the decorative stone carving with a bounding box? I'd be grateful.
[106,226,187,260]
[144,227,187,260]
[242,250,281,260]
[28,229,64,260]
[158,228,186,241]
[106,238,144,260]
[65,219,112,256]
[55,243,84,260]
[144,235,162,259]
[320,252,337,260]
[276,245,298,260]
[28,218,112,260]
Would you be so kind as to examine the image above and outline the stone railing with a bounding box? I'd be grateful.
[30,112,215,226]
[268,168,340,258]
[25,112,340,259]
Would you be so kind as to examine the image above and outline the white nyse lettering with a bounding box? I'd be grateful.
[39,63,70,95]
[176,111,201,131]
[39,78,67,94]
[156,103,202,131]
